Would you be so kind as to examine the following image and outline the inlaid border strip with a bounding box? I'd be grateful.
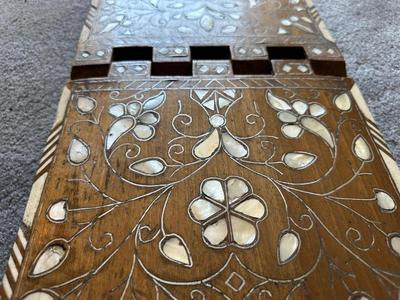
[305,0,336,43]
[0,85,72,299]
[74,76,350,93]
[79,0,100,44]
[351,84,400,193]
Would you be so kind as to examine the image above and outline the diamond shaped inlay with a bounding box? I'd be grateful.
[225,272,246,292]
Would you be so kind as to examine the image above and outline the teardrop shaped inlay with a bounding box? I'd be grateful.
[231,216,257,246]
[189,198,222,221]
[68,138,90,165]
[375,190,396,211]
[47,200,67,222]
[353,135,372,161]
[160,234,192,267]
[283,152,316,170]
[143,91,166,110]
[334,92,352,111]
[77,96,96,113]
[204,218,228,246]
[389,234,400,256]
[129,158,166,176]
[30,240,69,276]
[278,231,300,264]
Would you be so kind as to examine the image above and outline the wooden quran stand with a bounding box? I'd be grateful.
[1,0,400,299]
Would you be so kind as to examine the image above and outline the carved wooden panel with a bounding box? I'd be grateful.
[2,77,400,299]
[1,0,400,299]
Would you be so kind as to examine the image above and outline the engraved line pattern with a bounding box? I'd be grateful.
[9,82,400,299]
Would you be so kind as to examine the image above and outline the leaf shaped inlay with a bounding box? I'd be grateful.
[375,190,396,211]
[159,234,192,267]
[283,152,317,170]
[30,240,69,276]
[101,22,120,33]
[222,25,237,34]
[222,133,248,158]
[129,158,166,176]
[68,138,90,165]
[266,91,291,111]
[193,129,220,159]
[143,91,166,110]
[278,231,300,264]
[300,117,334,148]
[106,116,135,150]
[353,135,372,161]
[76,96,96,113]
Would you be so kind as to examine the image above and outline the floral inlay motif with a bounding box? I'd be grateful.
[20,82,400,299]
[188,177,267,248]
[108,91,165,141]
[267,91,327,140]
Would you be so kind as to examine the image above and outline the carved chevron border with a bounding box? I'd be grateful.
[306,0,336,43]
[0,86,71,300]
[79,0,100,44]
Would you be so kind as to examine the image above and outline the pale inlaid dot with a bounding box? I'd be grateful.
[282,64,292,73]
[297,65,309,73]
[116,66,126,73]
[281,19,292,26]
[209,114,226,128]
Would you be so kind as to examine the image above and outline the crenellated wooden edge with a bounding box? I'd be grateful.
[0,85,71,300]
[73,0,343,71]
